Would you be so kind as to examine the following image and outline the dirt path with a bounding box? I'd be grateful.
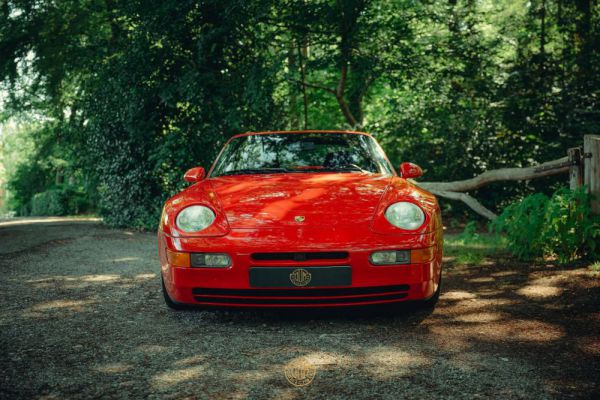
[0,218,598,399]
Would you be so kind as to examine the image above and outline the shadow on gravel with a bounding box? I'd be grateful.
[1,219,598,399]
[169,302,434,324]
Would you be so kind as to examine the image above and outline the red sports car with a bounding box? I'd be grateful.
[158,131,443,310]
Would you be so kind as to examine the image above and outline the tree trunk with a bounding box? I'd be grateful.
[288,43,299,129]
[540,0,546,74]
[584,135,600,214]
[297,44,309,130]
[575,0,592,79]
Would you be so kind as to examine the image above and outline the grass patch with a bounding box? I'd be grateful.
[589,262,600,272]
[445,231,508,265]
[454,252,484,265]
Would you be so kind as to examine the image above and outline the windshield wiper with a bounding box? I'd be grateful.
[322,164,372,173]
[219,168,290,176]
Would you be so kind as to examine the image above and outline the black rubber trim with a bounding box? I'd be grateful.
[192,284,410,297]
[194,292,409,305]
[251,251,349,261]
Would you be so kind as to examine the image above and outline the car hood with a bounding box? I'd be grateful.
[205,173,393,228]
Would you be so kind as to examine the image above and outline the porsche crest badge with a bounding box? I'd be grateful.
[289,268,311,286]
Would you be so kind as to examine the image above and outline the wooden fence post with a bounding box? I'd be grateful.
[584,135,600,214]
[568,147,583,190]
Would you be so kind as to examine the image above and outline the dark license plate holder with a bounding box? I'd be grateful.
[249,266,351,288]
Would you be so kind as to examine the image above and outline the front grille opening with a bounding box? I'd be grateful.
[192,285,411,306]
[194,293,408,305]
[192,285,410,297]
[251,251,349,261]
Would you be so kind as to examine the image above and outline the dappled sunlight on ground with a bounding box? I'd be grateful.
[577,337,600,355]
[94,363,133,374]
[491,270,520,277]
[22,299,97,319]
[30,299,95,312]
[0,222,598,398]
[517,284,563,299]
[24,274,146,290]
[0,216,101,227]
[135,273,157,280]
[454,311,505,323]
[362,347,430,379]
[442,290,477,300]
[467,276,496,283]
[152,365,206,388]
[173,354,208,367]
[112,257,141,262]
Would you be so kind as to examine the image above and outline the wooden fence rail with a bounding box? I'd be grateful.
[417,134,600,219]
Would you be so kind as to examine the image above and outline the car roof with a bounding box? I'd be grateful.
[230,130,373,140]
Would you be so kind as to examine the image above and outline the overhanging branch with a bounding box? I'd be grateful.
[416,156,571,220]
[428,190,498,220]
[288,79,335,94]
[418,156,570,193]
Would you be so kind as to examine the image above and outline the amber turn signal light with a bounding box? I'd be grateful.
[410,246,436,263]
[166,249,190,267]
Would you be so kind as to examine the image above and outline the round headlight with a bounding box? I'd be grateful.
[176,205,216,232]
[384,202,425,230]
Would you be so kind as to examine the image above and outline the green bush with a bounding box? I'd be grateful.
[492,187,600,263]
[31,189,66,215]
[456,221,479,242]
[30,185,90,216]
[490,193,549,260]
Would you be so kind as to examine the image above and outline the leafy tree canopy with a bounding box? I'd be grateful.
[0,0,598,227]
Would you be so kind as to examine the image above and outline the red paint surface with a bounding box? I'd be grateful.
[158,131,443,308]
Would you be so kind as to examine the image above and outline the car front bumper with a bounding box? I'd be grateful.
[158,226,443,308]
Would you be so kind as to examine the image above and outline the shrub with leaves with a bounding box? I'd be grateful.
[492,187,600,263]
[456,221,480,242]
[30,185,90,216]
[541,188,600,263]
[31,189,65,216]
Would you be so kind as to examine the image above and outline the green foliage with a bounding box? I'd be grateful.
[492,187,600,263]
[31,189,64,216]
[444,228,507,265]
[30,185,89,216]
[542,188,600,263]
[445,223,507,265]
[490,193,549,260]
[455,252,484,266]
[457,221,480,242]
[2,121,93,216]
[1,0,599,228]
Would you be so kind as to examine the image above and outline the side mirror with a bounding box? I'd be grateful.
[399,162,423,179]
[184,167,206,183]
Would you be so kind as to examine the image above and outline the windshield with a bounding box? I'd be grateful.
[210,133,394,177]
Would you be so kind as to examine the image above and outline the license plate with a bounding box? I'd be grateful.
[249,266,351,288]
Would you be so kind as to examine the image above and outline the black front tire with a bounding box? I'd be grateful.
[161,276,187,310]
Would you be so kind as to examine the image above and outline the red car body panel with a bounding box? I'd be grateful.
[158,130,443,308]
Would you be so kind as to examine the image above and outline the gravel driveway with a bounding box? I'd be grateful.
[0,218,598,399]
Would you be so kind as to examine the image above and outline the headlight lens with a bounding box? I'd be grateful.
[176,205,216,232]
[384,202,425,230]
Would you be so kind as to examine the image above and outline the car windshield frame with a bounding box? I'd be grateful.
[209,132,395,178]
